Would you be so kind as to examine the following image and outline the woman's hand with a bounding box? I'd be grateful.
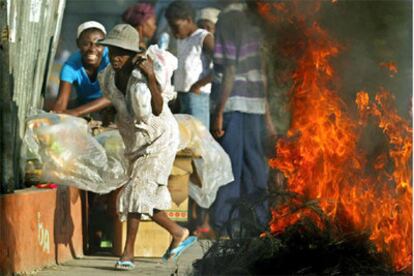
[134,55,155,80]
[134,55,164,116]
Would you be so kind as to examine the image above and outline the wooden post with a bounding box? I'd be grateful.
[0,0,20,194]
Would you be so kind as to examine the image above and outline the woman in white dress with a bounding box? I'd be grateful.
[98,24,196,270]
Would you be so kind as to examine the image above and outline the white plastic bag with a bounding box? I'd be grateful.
[146,45,177,101]
[129,45,178,123]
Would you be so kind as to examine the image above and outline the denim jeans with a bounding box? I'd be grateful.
[212,112,269,235]
[177,92,210,129]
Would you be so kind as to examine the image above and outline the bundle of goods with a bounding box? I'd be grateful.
[24,112,233,204]
[174,114,234,208]
[24,112,127,193]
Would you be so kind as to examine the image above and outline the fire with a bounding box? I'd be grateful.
[354,90,412,269]
[380,62,399,78]
[256,2,287,24]
[258,1,412,271]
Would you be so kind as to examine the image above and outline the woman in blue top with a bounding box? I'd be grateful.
[53,21,112,117]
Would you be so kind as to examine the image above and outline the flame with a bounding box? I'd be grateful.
[354,90,413,270]
[258,1,412,271]
[256,2,287,24]
[268,199,325,235]
[380,62,399,78]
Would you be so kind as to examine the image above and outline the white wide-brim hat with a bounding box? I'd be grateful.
[98,24,143,53]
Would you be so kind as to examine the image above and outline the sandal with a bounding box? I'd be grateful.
[162,236,198,263]
[115,260,136,270]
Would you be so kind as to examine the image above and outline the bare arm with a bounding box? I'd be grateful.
[52,81,72,113]
[64,97,112,117]
[264,97,276,139]
[137,57,163,116]
[203,33,215,56]
[190,75,213,94]
[147,75,163,116]
[52,80,111,117]
[212,64,236,138]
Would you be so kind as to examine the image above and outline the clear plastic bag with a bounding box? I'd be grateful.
[94,129,128,175]
[24,112,127,194]
[175,114,234,208]
[23,112,234,204]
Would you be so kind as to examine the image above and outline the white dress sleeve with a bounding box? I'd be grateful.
[128,70,153,123]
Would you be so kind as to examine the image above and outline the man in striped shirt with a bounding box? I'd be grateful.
[211,1,275,237]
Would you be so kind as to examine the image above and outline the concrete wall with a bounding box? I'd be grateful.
[0,186,83,274]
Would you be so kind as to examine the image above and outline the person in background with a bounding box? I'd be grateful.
[98,24,196,270]
[52,21,112,120]
[165,0,214,129]
[52,21,115,254]
[122,3,157,50]
[211,2,276,238]
[165,0,215,238]
[180,6,221,239]
[196,7,220,35]
[196,7,222,119]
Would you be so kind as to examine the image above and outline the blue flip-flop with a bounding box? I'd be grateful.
[163,236,198,263]
[115,260,136,270]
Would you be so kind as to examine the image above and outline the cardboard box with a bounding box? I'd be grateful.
[167,174,189,221]
[167,156,192,221]
[113,219,171,257]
